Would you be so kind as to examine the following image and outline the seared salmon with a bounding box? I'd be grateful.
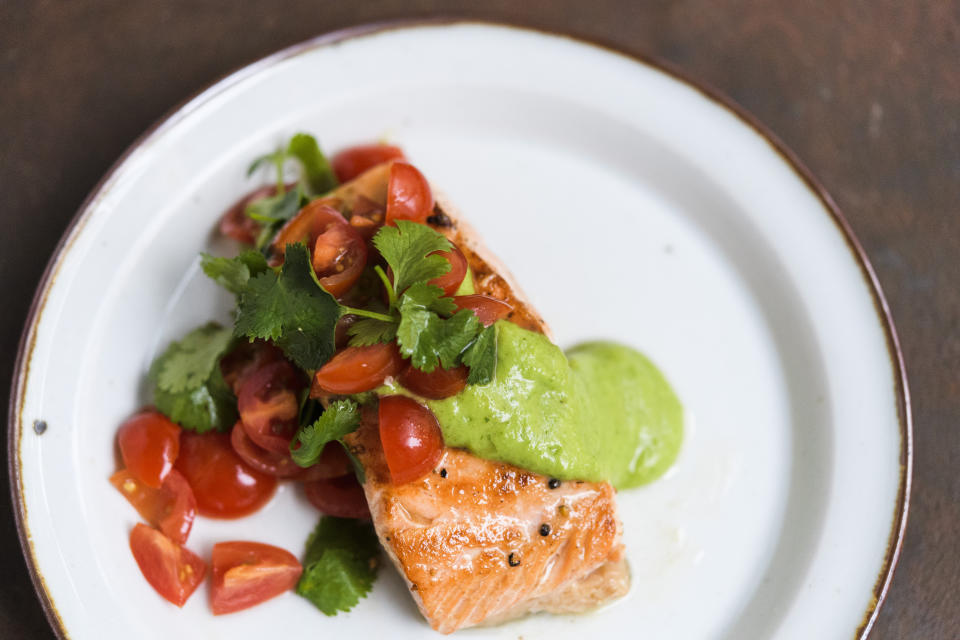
[334,164,629,632]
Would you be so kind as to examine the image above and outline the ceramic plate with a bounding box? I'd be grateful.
[9,21,910,640]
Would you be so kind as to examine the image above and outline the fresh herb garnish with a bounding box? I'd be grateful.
[290,400,361,468]
[149,323,237,432]
[372,220,451,296]
[296,517,380,615]
[461,324,497,384]
[200,250,269,295]
[248,132,338,197]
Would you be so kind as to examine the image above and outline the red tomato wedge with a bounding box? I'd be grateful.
[378,396,444,484]
[312,342,404,395]
[218,185,275,244]
[117,411,181,489]
[220,340,285,394]
[428,245,468,296]
[386,161,434,225]
[175,432,277,519]
[332,144,405,183]
[210,541,303,615]
[129,523,206,607]
[237,360,305,454]
[398,364,468,400]
[295,443,353,483]
[303,474,370,519]
[270,197,344,255]
[311,220,368,298]
[110,469,197,544]
[452,295,513,327]
[229,421,303,478]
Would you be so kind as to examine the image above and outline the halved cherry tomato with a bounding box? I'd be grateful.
[220,340,285,394]
[427,245,468,296]
[303,474,370,519]
[398,364,468,400]
[175,432,277,518]
[311,220,367,298]
[386,161,433,225]
[295,443,353,483]
[271,198,344,252]
[211,541,303,615]
[110,469,197,544]
[312,342,404,395]
[117,411,181,489]
[218,185,275,244]
[129,523,206,607]
[378,396,444,484]
[230,421,303,478]
[332,144,405,183]
[237,360,305,454]
[453,295,513,327]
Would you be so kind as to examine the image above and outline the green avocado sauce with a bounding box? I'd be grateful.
[383,320,682,489]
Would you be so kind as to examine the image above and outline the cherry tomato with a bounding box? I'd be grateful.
[427,245,468,296]
[332,144,405,183]
[453,295,513,327]
[295,443,353,483]
[220,340,285,394]
[117,411,181,489]
[312,342,404,395]
[303,475,370,519]
[129,523,206,607]
[386,161,433,225]
[348,195,386,240]
[398,364,468,400]
[237,360,305,454]
[210,541,303,615]
[378,396,444,484]
[270,198,345,257]
[110,469,197,544]
[218,185,275,244]
[229,421,303,478]
[175,432,277,519]
[311,220,367,298]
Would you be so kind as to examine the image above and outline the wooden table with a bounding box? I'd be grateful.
[2,2,956,637]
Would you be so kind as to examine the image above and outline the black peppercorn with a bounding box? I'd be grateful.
[508,552,521,567]
[539,523,551,536]
[439,468,447,478]
[548,478,560,489]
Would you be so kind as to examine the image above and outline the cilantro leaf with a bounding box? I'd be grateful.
[290,400,361,467]
[347,318,398,347]
[153,324,234,394]
[247,148,285,177]
[152,366,237,433]
[201,250,269,295]
[234,243,341,370]
[297,517,380,615]
[373,221,451,294]
[397,304,481,372]
[287,133,338,195]
[462,324,497,385]
[401,282,457,315]
[244,187,303,224]
[148,324,237,433]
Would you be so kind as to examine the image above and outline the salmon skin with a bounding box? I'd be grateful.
[334,163,630,632]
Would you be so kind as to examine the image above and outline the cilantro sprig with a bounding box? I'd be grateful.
[290,400,361,468]
[149,323,237,433]
[296,517,380,615]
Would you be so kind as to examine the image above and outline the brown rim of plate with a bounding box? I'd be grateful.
[7,18,912,640]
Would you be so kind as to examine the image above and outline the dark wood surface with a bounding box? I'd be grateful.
[2,1,956,638]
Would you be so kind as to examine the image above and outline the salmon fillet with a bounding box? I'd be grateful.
[334,163,630,632]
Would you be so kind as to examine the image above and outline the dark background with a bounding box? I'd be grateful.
[2,1,957,638]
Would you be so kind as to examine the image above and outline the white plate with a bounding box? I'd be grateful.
[9,22,910,640]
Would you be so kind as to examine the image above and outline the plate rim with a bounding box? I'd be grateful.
[7,18,912,640]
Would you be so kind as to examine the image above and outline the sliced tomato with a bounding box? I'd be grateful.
[211,541,303,615]
[218,185,274,244]
[332,144,405,183]
[427,245,468,296]
[295,443,353,483]
[117,411,181,489]
[129,523,206,607]
[175,432,277,519]
[303,474,370,519]
[230,421,303,478]
[386,161,433,225]
[220,340,285,394]
[110,469,197,544]
[312,342,404,395]
[378,396,444,484]
[237,360,305,454]
[452,294,513,327]
[398,364,468,400]
[269,197,343,256]
[311,220,367,298]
